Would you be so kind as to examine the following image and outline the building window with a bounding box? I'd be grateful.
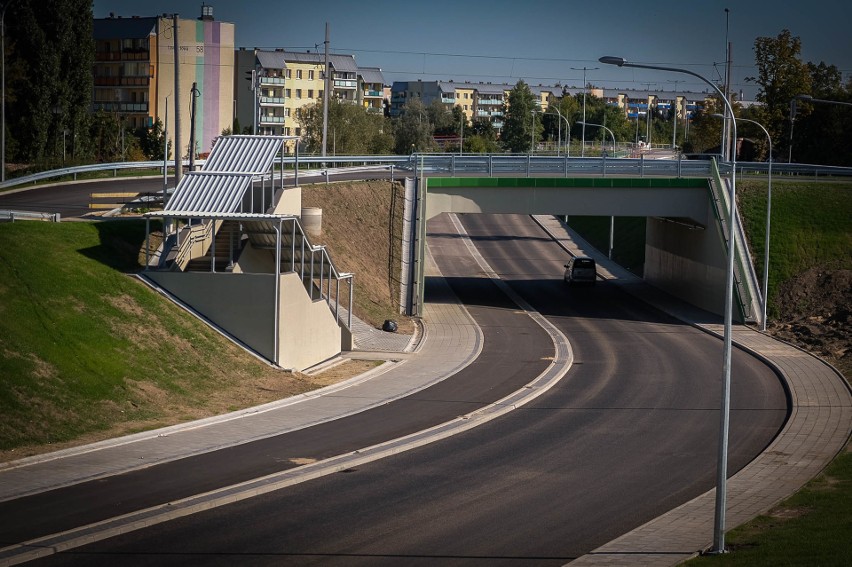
[309,70,314,80]
[284,108,290,116]
[308,89,314,98]
[285,88,291,98]
[285,127,291,135]
[318,90,323,99]
[285,69,291,79]
[296,89,302,99]
[295,127,301,136]
[296,70,302,79]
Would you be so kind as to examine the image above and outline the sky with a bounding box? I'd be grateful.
[93,0,852,101]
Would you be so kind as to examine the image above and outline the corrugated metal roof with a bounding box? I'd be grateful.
[280,51,324,65]
[330,54,358,73]
[358,67,384,84]
[203,136,287,173]
[276,51,359,73]
[256,50,287,70]
[165,135,297,215]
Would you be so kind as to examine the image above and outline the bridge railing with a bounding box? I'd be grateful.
[2,155,850,192]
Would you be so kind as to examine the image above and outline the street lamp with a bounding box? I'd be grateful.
[549,107,572,157]
[601,55,738,555]
[787,94,810,163]
[713,113,772,332]
[576,120,615,154]
[530,108,537,154]
[572,66,598,157]
[789,93,852,163]
[553,108,571,157]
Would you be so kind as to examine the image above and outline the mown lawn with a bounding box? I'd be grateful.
[0,220,314,456]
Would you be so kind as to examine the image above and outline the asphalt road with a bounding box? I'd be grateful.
[20,212,788,566]
[0,178,174,218]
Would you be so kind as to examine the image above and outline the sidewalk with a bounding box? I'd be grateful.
[0,251,482,502]
[533,215,852,566]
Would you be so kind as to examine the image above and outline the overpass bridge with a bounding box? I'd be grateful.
[401,165,761,327]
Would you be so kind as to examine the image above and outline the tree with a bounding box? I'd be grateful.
[297,99,392,155]
[392,98,435,154]
[5,0,93,165]
[465,118,500,153]
[501,81,540,153]
[135,119,166,161]
[746,30,812,159]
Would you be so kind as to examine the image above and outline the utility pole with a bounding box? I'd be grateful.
[172,13,182,185]
[189,82,199,172]
[321,22,330,158]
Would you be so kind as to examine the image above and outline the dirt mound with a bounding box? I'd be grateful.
[768,268,851,378]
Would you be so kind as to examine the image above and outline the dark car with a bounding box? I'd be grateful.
[564,256,597,285]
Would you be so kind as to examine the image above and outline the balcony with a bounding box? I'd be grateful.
[259,115,285,125]
[441,96,456,104]
[477,98,502,105]
[260,96,286,106]
[92,102,149,113]
[95,50,150,62]
[94,76,151,87]
[333,79,357,89]
[259,76,285,85]
[364,90,383,98]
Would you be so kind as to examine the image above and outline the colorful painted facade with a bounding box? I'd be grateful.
[93,7,234,156]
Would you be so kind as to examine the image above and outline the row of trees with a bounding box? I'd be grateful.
[682,29,852,166]
[295,28,851,167]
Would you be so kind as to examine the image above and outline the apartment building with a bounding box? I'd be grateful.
[358,67,386,114]
[93,6,235,156]
[391,80,565,133]
[235,49,384,138]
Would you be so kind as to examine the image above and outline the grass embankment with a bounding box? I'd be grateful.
[0,221,326,459]
[737,179,852,317]
[0,180,405,460]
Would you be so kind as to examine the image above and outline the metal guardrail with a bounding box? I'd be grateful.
[0,161,193,192]
[0,210,61,222]
[2,155,850,193]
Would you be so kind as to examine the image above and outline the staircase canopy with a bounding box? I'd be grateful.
[165,135,299,215]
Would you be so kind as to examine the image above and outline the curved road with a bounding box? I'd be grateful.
[15,211,788,565]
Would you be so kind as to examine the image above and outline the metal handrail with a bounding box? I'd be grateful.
[3,155,850,192]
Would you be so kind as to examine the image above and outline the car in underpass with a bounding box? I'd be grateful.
[564,256,597,285]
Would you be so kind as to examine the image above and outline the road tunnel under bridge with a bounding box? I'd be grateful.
[407,177,746,322]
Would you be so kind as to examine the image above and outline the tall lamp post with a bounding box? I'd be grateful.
[577,120,617,259]
[549,107,571,157]
[572,66,598,157]
[601,55,738,555]
[557,109,572,157]
[714,114,772,332]
[576,120,615,154]
[530,109,537,154]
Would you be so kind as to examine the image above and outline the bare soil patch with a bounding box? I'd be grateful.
[767,268,851,379]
